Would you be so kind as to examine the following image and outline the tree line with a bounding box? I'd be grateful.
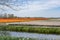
[0,13,17,18]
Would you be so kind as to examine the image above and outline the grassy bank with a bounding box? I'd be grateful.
[0,36,37,40]
[0,25,60,34]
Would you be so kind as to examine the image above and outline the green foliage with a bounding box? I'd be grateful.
[0,36,37,40]
[0,25,60,34]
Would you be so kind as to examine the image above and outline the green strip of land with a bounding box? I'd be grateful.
[0,25,60,34]
[0,36,37,40]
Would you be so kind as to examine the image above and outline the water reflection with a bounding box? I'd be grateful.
[0,31,60,40]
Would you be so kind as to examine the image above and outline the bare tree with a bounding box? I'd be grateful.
[0,0,21,11]
[0,14,3,18]
[3,13,8,18]
[8,14,14,18]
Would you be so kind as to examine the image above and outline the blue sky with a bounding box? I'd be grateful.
[0,0,60,17]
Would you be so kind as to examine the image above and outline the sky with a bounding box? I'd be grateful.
[0,0,60,17]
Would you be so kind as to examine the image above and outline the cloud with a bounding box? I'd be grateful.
[15,0,60,17]
[0,0,60,17]
[9,0,59,12]
[1,0,60,11]
[26,0,60,10]
[14,0,60,12]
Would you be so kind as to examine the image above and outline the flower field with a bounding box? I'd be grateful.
[0,18,48,23]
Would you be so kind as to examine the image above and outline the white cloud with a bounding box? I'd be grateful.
[16,0,59,11]
[27,0,60,10]
[0,0,60,17]
[43,0,60,9]
[1,0,60,11]
[13,0,60,13]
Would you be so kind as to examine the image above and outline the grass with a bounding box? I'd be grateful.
[0,25,60,34]
[0,36,37,40]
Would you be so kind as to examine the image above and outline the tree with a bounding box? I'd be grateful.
[0,14,3,18]
[0,0,21,11]
[0,13,18,18]
[8,14,14,18]
[3,13,8,18]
